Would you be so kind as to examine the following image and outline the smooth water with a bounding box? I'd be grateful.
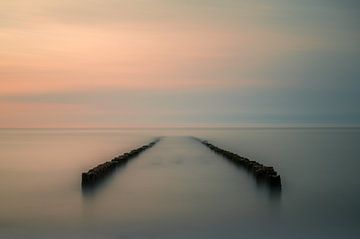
[0,128,359,238]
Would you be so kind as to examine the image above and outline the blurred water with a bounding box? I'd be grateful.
[0,128,359,238]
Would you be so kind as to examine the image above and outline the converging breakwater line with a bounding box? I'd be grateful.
[193,137,281,187]
[81,138,161,187]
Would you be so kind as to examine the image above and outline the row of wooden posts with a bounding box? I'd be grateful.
[81,138,161,187]
[193,137,281,187]
[81,137,281,188]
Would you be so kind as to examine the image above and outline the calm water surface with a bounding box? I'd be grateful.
[0,128,359,238]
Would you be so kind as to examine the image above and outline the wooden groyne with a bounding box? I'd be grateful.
[81,138,161,187]
[193,137,281,187]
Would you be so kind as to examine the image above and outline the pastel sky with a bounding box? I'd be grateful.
[1,0,359,127]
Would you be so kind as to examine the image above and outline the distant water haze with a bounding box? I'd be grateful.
[0,128,359,238]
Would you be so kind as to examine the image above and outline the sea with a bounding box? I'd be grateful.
[0,128,359,239]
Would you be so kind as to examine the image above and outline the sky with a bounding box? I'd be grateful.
[0,0,359,128]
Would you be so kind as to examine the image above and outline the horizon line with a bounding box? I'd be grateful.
[1,126,360,130]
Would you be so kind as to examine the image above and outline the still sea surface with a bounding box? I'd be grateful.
[0,128,359,239]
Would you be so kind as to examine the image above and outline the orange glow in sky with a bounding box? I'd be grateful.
[1,0,359,127]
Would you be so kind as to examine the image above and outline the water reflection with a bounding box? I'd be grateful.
[81,138,162,199]
[192,137,282,201]
[230,159,283,202]
[81,164,129,200]
[255,178,282,201]
[83,136,282,202]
